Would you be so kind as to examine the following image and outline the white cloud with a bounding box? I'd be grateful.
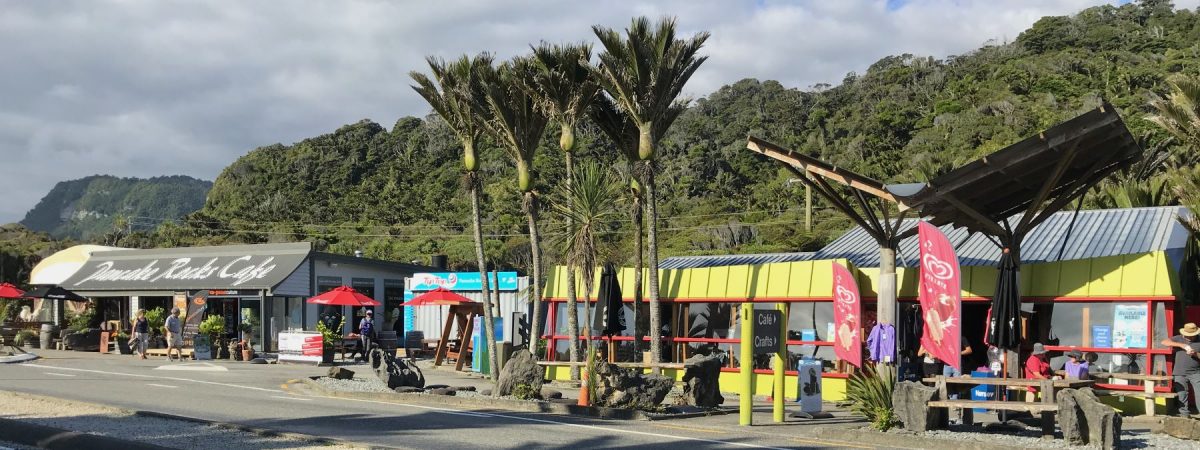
[0,0,1183,223]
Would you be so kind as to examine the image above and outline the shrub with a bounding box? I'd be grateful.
[198,315,226,341]
[144,307,166,335]
[511,383,539,400]
[14,329,36,346]
[846,363,899,431]
[67,308,95,332]
[316,316,344,349]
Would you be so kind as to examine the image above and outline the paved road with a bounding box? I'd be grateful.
[0,350,874,449]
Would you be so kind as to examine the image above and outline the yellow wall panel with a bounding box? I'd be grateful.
[662,268,684,300]
[726,265,750,299]
[678,268,703,298]
[1088,255,1124,296]
[766,263,792,297]
[1119,253,1158,298]
[786,262,814,297]
[1152,252,1176,296]
[1059,259,1093,297]
[966,266,997,298]
[1019,265,1032,295]
[748,264,771,299]
[897,267,920,297]
[708,266,730,298]
[857,268,880,298]
[808,260,833,298]
[1029,261,1061,297]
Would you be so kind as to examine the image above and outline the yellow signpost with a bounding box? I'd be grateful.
[740,302,789,425]
[739,303,753,426]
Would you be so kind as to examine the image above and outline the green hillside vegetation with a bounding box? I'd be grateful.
[102,1,1200,271]
[20,175,211,241]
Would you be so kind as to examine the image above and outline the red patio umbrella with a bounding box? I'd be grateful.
[306,286,380,306]
[402,287,475,307]
[0,283,25,299]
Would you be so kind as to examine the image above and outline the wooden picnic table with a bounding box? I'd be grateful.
[923,375,1094,439]
[1051,370,1175,417]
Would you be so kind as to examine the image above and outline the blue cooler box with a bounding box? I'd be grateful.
[970,370,995,413]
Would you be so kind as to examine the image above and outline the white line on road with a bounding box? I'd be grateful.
[22,364,278,393]
[271,395,313,401]
[147,383,178,389]
[44,372,76,377]
[323,395,791,450]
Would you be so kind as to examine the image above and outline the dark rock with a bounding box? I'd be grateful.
[395,386,423,393]
[425,384,450,389]
[430,388,457,396]
[1162,416,1200,441]
[1058,388,1121,449]
[892,381,946,432]
[250,358,267,364]
[682,354,724,408]
[540,388,563,399]
[480,389,492,396]
[593,361,674,409]
[370,348,426,389]
[496,350,544,397]
[455,386,477,392]
[328,367,355,380]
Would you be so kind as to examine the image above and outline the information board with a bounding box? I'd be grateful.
[753,310,782,355]
[277,331,323,364]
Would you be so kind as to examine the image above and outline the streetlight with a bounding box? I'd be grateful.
[785,177,813,232]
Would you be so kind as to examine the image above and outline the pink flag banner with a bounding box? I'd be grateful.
[917,221,963,371]
[831,262,862,368]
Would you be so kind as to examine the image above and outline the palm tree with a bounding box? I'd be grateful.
[590,96,646,354]
[526,43,600,370]
[588,17,709,372]
[477,57,551,368]
[410,54,503,384]
[554,161,621,357]
[1149,74,1200,158]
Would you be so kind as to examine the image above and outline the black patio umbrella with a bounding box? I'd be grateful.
[986,250,1022,351]
[598,264,626,337]
[24,285,87,301]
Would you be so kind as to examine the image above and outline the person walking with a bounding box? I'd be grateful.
[1162,322,1200,417]
[359,309,376,360]
[132,309,149,359]
[164,307,183,361]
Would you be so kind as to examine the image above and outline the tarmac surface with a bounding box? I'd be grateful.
[0,349,876,449]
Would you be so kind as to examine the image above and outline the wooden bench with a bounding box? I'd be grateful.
[1070,371,1176,417]
[925,376,1094,439]
[537,361,686,370]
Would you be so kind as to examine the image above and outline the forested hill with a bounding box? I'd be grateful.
[20,175,211,240]
[123,1,1198,270]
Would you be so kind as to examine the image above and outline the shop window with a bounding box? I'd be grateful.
[686,303,733,341]
[1043,302,1153,349]
[788,302,834,341]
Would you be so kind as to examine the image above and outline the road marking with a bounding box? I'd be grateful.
[22,364,278,393]
[147,383,178,389]
[316,395,791,449]
[272,395,313,401]
[651,423,727,434]
[790,437,872,449]
[154,363,228,372]
[44,372,76,377]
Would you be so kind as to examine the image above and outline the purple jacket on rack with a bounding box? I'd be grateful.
[867,323,896,363]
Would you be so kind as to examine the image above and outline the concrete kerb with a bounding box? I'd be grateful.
[813,426,1048,450]
[0,416,170,450]
[0,352,39,363]
[297,376,731,421]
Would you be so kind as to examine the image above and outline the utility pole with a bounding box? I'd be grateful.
[786,177,813,232]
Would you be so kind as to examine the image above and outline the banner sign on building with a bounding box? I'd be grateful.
[183,291,208,340]
[61,242,310,291]
[1113,305,1148,348]
[917,221,963,371]
[410,272,519,292]
[831,262,862,368]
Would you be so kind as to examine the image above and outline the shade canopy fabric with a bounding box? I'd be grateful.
[0,283,25,299]
[24,285,87,301]
[598,264,625,337]
[402,287,475,307]
[986,251,1023,351]
[307,286,380,306]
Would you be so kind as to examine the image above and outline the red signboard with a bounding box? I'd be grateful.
[301,335,324,357]
[832,262,862,368]
[917,221,962,371]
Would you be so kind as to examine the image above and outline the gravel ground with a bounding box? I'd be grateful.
[0,391,352,450]
[312,376,395,393]
[0,440,38,450]
[916,423,1197,449]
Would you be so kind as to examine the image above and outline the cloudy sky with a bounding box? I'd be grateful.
[1,0,1193,224]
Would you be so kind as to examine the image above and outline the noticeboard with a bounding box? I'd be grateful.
[753,310,782,355]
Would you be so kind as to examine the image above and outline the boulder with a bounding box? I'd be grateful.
[1057,388,1121,449]
[429,388,457,396]
[496,350,544,397]
[395,386,423,393]
[892,381,946,432]
[425,384,450,390]
[480,389,493,396]
[455,386,477,392]
[370,348,425,389]
[1162,416,1200,441]
[593,361,674,409]
[682,354,725,408]
[540,388,563,400]
[328,367,355,380]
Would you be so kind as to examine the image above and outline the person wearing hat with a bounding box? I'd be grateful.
[1063,349,1089,380]
[1161,323,1200,417]
[1023,343,1055,401]
[358,309,376,360]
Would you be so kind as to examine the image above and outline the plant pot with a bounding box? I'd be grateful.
[242,349,254,361]
[322,347,334,364]
[117,339,133,355]
[65,330,101,352]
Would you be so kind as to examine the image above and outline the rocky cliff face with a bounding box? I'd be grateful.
[19,175,211,240]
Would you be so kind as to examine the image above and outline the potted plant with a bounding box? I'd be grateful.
[64,308,101,351]
[316,316,344,365]
[240,339,254,361]
[144,307,166,348]
[198,315,226,359]
[116,330,133,354]
[14,329,37,348]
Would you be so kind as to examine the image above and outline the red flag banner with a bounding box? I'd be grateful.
[831,262,862,368]
[917,221,963,371]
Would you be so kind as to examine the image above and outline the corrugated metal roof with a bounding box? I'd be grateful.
[658,206,1190,270]
[659,252,816,270]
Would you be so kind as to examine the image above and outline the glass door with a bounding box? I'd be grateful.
[240,299,262,351]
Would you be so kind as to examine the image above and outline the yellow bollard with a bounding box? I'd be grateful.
[773,302,787,422]
[740,303,754,426]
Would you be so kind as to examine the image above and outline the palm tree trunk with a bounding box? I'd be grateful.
[470,182,501,385]
[565,153,581,379]
[581,263,596,355]
[631,181,644,354]
[644,161,663,375]
[525,192,545,367]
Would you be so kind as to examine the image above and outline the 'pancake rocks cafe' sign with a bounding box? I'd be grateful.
[75,256,280,287]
